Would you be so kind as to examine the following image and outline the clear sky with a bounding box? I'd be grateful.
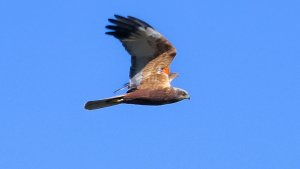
[1,0,299,168]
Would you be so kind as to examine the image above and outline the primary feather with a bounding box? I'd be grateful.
[106,15,176,90]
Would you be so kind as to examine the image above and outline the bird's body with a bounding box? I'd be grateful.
[124,88,187,105]
[85,15,189,110]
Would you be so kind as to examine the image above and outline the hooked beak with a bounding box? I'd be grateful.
[185,94,190,100]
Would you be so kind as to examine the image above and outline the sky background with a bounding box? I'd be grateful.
[0,0,299,168]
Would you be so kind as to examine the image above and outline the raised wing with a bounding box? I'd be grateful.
[106,15,176,90]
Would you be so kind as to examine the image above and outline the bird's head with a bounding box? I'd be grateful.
[174,87,190,100]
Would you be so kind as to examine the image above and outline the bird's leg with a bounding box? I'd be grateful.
[113,82,129,94]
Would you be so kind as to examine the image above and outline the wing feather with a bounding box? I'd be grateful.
[106,15,176,90]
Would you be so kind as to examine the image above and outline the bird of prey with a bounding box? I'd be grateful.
[84,15,190,110]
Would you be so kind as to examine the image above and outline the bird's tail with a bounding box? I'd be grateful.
[84,94,125,110]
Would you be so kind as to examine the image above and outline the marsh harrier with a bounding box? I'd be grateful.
[85,15,190,110]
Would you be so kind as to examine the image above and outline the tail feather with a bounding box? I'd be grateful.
[84,95,125,110]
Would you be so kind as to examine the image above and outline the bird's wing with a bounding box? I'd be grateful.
[106,15,176,90]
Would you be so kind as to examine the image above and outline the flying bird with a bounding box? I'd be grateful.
[85,15,190,110]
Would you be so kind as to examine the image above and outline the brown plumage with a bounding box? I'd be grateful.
[85,15,190,110]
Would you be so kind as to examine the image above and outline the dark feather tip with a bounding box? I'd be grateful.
[105,15,154,39]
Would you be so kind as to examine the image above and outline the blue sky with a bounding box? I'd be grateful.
[1,0,299,168]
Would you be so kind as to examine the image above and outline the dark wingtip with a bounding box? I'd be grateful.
[114,14,121,18]
[105,15,154,39]
[108,18,117,23]
[128,16,153,28]
[105,32,115,35]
